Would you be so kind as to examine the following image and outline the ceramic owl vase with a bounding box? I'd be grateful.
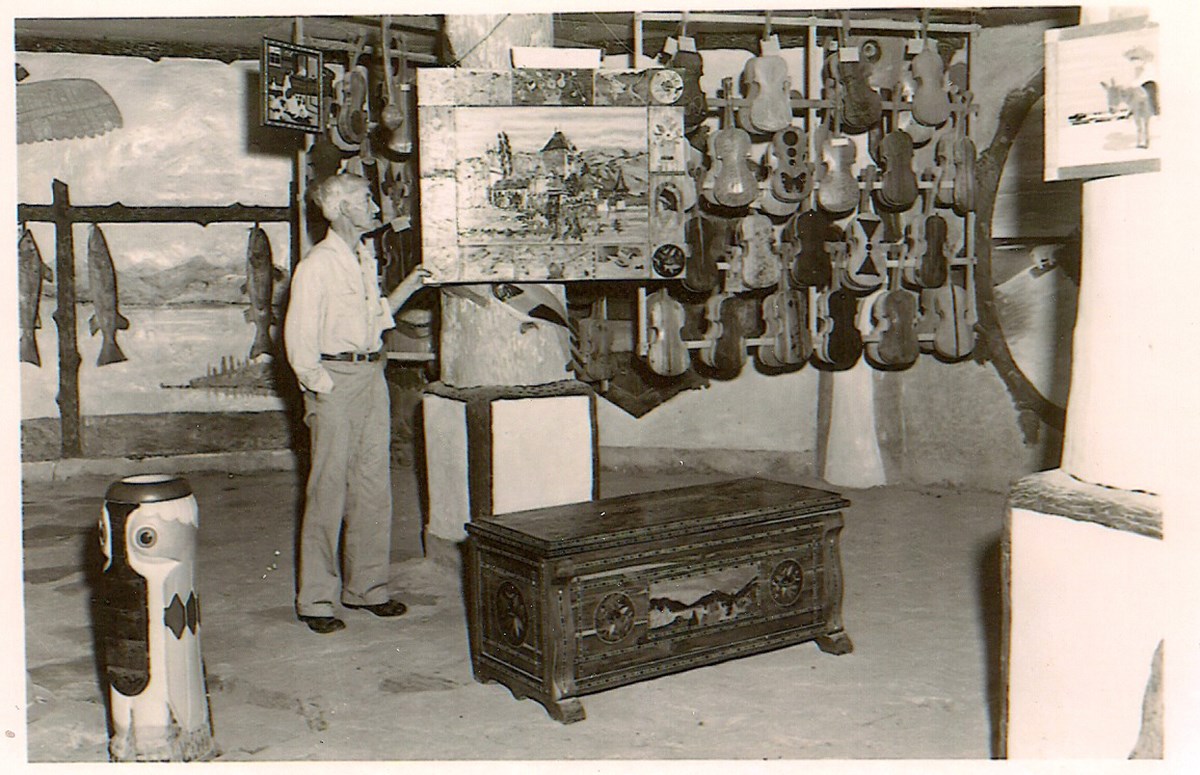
[99,474,215,762]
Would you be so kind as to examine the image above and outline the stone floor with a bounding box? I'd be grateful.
[20,461,1007,762]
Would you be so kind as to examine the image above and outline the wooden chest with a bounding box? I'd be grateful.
[464,477,852,723]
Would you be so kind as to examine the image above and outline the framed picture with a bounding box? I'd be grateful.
[1044,16,1161,181]
[261,38,324,132]
[418,68,691,284]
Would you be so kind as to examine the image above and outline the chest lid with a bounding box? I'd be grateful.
[466,477,848,558]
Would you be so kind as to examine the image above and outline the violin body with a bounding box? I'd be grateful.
[814,286,863,370]
[757,267,810,369]
[911,42,951,128]
[739,52,792,134]
[783,209,837,290]
[842,168,885,293]
[737,213,781,289]
[703,78,759,210]
[876,129,919,212]
[703,126,759,209]
[683,213,725,294]
[669,48,709,134]
[816,124,859,215]
[770,126,815,204]
[951,91,976,216]
[839,59,883,134]
[896,64,935,146]
[574,313,618,382]
[645,288,689,377]
[698,294,749,377]
[866,289,919,368]
[930,282,975,360]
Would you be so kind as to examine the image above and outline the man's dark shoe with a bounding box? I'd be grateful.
[299,615,346,634]
[344,599,407,617]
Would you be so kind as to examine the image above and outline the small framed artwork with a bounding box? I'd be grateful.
[261,38,324,132]
[1044,16,1161,181]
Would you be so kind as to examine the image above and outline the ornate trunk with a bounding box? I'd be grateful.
[464,477,852,723]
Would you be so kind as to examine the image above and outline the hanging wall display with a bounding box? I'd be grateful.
[1044,15,1160,180]
[261,38,325,132]
[417,68,690,283]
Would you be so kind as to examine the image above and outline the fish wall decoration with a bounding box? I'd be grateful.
[18,227,53,366]
[87,224,131,366]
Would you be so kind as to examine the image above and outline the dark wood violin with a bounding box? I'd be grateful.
[903,170,948,289]
[910,36,951,128]
[738,24,792,135]
[814,267,863,371]
[571,299,618,383]
[865,251,919,368]
[645,288,689,377]
[702,77,758,209]
[757,254,810,370]
[737,213,781,289]
[683,212,734,295]
[665,33,708,135]
[783,208,838,290]
[842,166,885,293]
[875,86,919,212]
[950,89,976,216]
[834,24,883,135]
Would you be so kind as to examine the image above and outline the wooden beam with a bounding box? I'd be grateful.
[18,202,291,226]
[49,180,83,458]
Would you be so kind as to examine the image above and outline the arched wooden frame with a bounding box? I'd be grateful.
[972,68,1068,444]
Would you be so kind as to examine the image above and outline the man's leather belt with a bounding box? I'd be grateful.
[321,351,383,363]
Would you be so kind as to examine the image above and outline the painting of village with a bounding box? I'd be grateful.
[453,106,652,279]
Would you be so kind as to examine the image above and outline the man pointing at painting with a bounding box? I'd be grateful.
[284,172,429,634]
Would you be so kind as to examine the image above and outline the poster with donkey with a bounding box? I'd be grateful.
[1045,15,1160,181]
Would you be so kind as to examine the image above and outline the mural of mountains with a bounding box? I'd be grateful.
[76,253,288,308]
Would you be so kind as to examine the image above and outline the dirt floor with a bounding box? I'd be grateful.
[20,460,1007,762]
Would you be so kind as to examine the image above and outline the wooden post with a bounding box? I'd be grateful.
[50,179,83,458]
[439,14,568,389]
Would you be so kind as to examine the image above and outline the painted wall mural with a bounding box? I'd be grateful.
[17,52,295,420]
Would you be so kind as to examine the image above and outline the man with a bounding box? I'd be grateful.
[284,172,428,634]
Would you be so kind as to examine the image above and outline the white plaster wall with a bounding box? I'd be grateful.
[1007,507,1165,758]
[491,395,593,514]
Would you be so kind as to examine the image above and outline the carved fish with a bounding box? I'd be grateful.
[242,226,281,360]
[18,227,53,366]
[87,224,130,366]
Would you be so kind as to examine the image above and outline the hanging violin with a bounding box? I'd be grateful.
[737,213,781,290]
[701,77,758,209]
[816,59,859,216]
[910,33,951,128]
[757,254,811,370]
[738,16,793,135]
[834,20,883,135]
[783,208,838,290]
[874,85,919,212]
[644,288,689,377]
[841,166,885,293]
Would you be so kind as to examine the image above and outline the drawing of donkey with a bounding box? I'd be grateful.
[1101,78,1159,149]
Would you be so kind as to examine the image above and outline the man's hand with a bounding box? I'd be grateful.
[387,265,432,313]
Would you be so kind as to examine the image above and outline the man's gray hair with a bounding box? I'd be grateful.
[311,173,368,220]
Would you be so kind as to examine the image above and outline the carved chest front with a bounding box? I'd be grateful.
[464,477,852,722]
